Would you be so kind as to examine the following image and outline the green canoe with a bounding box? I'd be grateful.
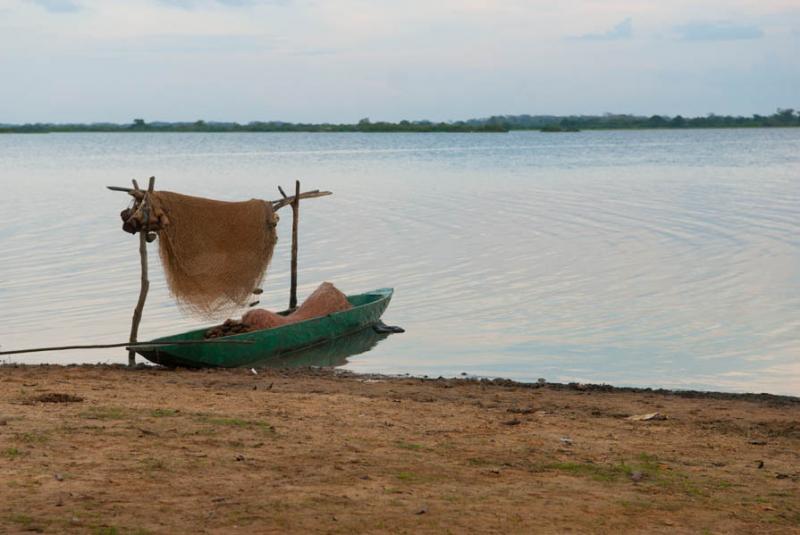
[136,288,393,368]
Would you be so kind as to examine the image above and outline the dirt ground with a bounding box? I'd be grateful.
[0,365,798,534]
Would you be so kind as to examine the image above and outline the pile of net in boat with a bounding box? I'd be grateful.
[205,282,352,338]
[148,191,278,319]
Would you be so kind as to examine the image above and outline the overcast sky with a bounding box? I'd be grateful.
[1,0,798,123]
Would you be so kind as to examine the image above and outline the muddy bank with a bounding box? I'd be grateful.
[1,365,799,533]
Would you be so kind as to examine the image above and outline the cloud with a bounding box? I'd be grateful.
[674,22,764,41]
[155,0,287,8]
[574,18,632,41]
[27,0,81,12]
[118,33,279,54]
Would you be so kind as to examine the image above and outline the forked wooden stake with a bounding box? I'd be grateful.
[289,180,300,310]
[128,176,155,366]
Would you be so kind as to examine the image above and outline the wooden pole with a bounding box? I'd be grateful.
[289,180,300,310]
[0,339,255,357]
[127,176,155,366]
[273,189,331,211]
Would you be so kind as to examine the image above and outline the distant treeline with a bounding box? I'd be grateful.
[1,109,798,133]
[0,118,507,134]
[473,108,800,131]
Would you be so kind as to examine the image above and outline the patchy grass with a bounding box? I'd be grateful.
[81,407,127,420]
[545,461,630,482]
[89,526,151,535]
[659,471,705,497]
[2,447,22,459]
[618,498,653,512]
[618,498,682,513]
[150,408,179,418]
[8,513,48,532]
[16,431,49,444]
[138,458,168,473]
[636,452,659,469]
[395,441,424,451]
[544,453,709,497]
[395,470,437,483]
[8,514,34,525]
[467,457,498,467]
[195,415,275,434]
[545,453,660,483]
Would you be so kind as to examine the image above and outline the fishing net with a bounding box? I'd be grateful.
[151,191,278,319]
[290,281,351,322]
[240,282,351,331]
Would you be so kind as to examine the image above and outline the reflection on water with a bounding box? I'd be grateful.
[248,327,389,369]
[0,129,798,394]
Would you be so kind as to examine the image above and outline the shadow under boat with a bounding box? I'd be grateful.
[245,326,390,369]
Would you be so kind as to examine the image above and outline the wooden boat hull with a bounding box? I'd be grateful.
[137,288,393,368]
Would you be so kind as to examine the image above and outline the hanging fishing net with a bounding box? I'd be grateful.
[149,191,278,319]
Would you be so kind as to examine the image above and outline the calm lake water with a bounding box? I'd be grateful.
[1,130,798,394]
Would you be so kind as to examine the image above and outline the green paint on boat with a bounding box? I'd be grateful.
[137,288,393,368]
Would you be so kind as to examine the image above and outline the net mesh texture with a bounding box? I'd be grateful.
[241,282,352,330]
[151,191,278,319]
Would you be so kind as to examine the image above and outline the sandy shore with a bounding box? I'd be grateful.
[1,365,798,534]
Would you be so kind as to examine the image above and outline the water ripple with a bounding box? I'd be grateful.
[1,130,798,394]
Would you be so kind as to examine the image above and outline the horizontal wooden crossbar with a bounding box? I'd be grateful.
[107,186,332,211]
